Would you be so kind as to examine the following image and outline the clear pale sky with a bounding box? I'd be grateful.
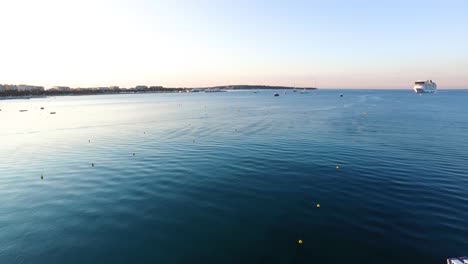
[1,0,467,89]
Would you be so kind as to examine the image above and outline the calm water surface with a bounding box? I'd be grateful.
[1,90,467,263]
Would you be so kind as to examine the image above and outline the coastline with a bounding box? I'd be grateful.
[0,85,318,100]
[0,95,46,100]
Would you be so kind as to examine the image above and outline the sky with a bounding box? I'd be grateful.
[0,0,467,89]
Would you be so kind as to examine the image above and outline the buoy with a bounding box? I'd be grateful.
[133,153,135,156]
[316,204,320,208]
[91,163,94,167]
[41,175,43,180]
[298,239,303,244]
[336,165,340,170]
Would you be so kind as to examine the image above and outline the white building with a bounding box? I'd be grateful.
[2,84,19,91]
[17,85,45,91]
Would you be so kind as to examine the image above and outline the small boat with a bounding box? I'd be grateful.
[274,93,279,97]
[340,93,343,97]
[40,107,44,110]
[50,112,56,114]
[19,110,28,112]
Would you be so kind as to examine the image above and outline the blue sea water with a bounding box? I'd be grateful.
[0,89,467,264]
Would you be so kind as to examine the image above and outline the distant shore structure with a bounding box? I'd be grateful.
[413,80,437,93]
[0,84,44,92]
[0,84,317,99]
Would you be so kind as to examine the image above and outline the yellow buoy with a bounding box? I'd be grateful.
[298,239,303,244]
[316,203,320,208]
[336,165,340,170]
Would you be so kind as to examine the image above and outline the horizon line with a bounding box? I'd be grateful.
[2,83,467,90]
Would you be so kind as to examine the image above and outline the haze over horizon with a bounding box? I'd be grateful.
[1,0,467,89]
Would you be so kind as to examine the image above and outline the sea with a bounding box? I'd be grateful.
[1,89,467,264]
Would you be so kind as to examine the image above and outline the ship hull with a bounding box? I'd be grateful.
[414,88,436,93]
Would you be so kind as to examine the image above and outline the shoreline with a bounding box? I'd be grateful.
[0,86,318,100]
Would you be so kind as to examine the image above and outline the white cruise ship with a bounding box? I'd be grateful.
[413,80,437,93]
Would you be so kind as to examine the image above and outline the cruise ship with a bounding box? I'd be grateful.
[413,80,437,93]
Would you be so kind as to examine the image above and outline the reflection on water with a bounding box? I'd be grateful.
[1,90,468,264]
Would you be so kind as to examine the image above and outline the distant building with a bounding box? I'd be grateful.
[98,87,113,91]
[1,84,45,91]
[135,85,148,91]
[51,86,71,91]
[2,84,19,91]
[17,85,45,91]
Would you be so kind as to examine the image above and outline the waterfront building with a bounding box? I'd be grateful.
[51,86,71,91]
[17,85,45,91]
[135,85,148,91]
